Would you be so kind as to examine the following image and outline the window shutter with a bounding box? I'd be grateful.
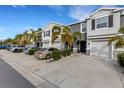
[108,15,113,27]
[92,19,95,30]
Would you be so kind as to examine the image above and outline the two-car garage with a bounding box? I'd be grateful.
[90,40,112,58]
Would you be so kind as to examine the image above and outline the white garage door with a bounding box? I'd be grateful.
[90,41,111,58]
[53,41,61,49]
[43,42,49,48]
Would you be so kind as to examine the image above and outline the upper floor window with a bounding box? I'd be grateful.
[82,23,87,32]
[44,32,45,37]
[96,16,108,29]
[46,30,50,37]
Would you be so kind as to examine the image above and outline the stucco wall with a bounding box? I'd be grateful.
[87,10,121,37]
[120,15,124,27]
[69,23,80,32]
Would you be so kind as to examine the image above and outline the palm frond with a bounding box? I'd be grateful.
[52,35,59,44]
[72,32,82,42]
[118,27,124,34]
[62,26,71,33]
[115,39,124,48]
[108,35,121,45]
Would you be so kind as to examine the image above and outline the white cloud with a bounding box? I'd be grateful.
[68,6,98,21]
[12,5,26,8]
[0,27,6,33]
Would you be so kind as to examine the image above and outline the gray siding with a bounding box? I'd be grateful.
[120,15,124,27]
[69,23,80,32]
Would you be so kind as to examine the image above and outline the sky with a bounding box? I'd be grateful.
[0,5,124,40]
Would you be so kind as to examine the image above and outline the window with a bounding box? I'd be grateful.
[46,30,50,37]
[108,15,113,27]
[44,32,45,37]
[92,19,95,30]
[82,23,87,32]
[96,16,108,29]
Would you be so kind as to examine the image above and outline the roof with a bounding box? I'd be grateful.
[67,20,86,26]
[42,22,65,31]
[86,7,124,19]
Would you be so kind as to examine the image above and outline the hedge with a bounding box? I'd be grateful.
[117,53,124,67]
[62,49,71,57]
[28,48,38,55]
[51,50,62,61]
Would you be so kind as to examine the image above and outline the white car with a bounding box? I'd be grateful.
[11,45,24,52]
[23,46,37,54]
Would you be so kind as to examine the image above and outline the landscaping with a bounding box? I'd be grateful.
[51,50,62,61]
[117,52,124,67]
[28,48,38,55]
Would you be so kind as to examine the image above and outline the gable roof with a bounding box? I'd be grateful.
[43,22,65,31]
[86,7,124,19]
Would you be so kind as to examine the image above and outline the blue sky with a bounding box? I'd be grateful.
[0,5,124,40]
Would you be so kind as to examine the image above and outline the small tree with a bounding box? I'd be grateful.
[108,27,124,48]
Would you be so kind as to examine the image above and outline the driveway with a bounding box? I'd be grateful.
[0,50,124,88]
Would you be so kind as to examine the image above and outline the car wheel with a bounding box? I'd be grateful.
[46,54,51,59]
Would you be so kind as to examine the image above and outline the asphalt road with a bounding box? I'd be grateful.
[0,58,35,88]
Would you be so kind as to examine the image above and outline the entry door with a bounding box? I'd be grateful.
[80,41,86,53]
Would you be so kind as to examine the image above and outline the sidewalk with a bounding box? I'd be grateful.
[0,50,123,88]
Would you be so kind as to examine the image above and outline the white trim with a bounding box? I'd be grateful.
[86,8,123,19]
[88,34,116,39]
[111,42,114,59]
[89,40,91,56]
[80,23,82,33]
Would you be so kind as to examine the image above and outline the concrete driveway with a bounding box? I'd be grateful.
[0,50,124,88]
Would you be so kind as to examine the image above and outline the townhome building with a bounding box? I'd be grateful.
[38,7,124,59]
[86,8,124,59]
[68,21,87,53]
[42,22,64,49]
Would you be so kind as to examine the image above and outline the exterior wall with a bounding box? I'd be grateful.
[69,22,87,41]
[42,23,62,48]
[120,15,124,27]
[87,11,121,37]
[69,23,80,32]
[86,9,122,59]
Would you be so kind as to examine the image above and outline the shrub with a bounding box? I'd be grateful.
[51,50,62,61]
[62,49,71,57]
[117,53,124,67]
[28,48,38,55]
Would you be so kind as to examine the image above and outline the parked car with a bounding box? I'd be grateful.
[6,45,11,50]
[8,45,16,51]
[11,45,24,52]
[0,45,7,49]
[23,46,38,54]
[0,45,3,49]
[34,47,59,59]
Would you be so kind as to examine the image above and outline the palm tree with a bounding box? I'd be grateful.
[108,27,124,48]
[15,34,23,45]
[72,32,82,52]
[52,25,82,50]
[51,25,61,44]
[30,29,38,44]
